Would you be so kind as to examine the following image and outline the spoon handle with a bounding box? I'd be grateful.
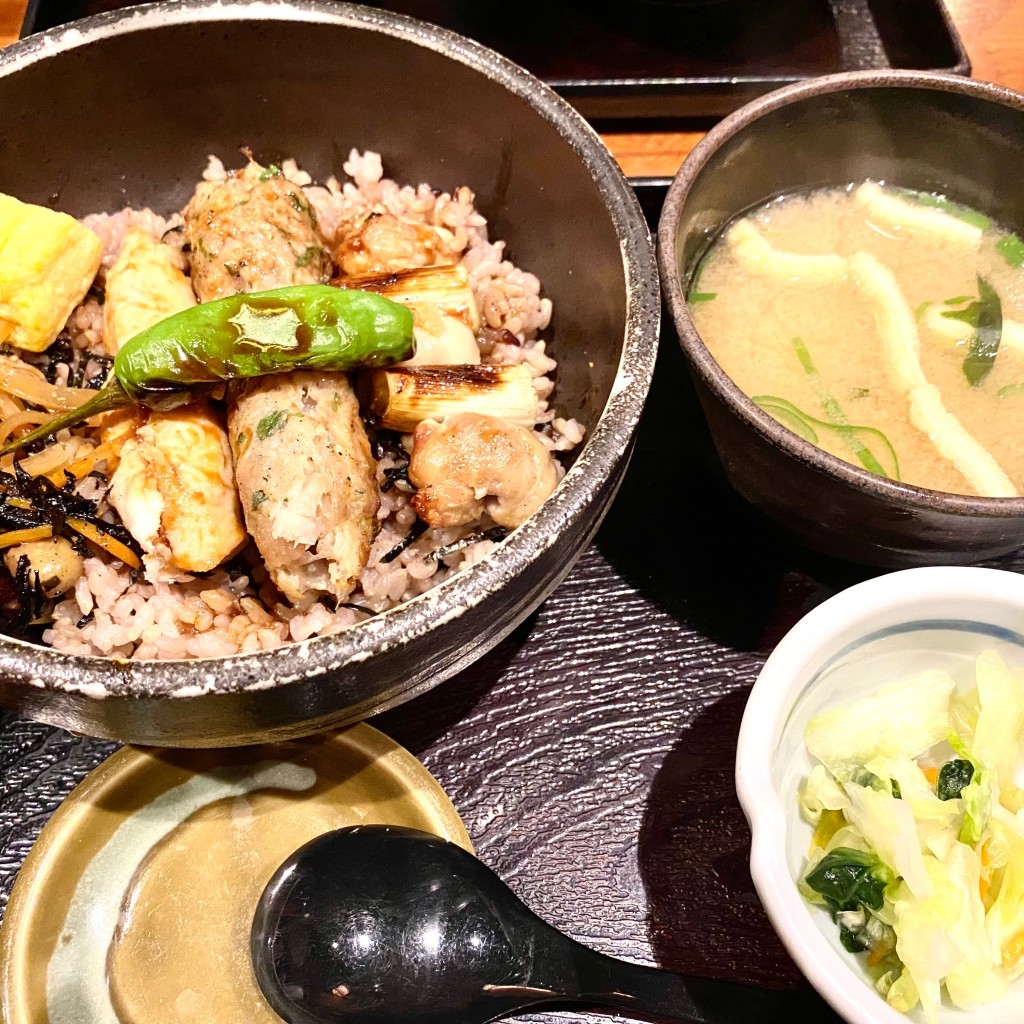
[572,946,799,1024]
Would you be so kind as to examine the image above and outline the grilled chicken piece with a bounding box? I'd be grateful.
[184,161,331,302]
[333,212,458,278]
[102,227,195,355]
[409,412,558,530]
[0,192,102,352]
[229,372,378,607]
[102,227,246,574]
[108,403,247,575]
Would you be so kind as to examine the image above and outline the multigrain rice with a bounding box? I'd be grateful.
[40,151,583,659]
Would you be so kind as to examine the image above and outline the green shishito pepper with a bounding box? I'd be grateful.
[0,285,415,456]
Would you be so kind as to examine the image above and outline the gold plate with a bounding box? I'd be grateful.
[0,724,471,1024]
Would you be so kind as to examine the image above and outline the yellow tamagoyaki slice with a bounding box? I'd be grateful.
[0,192,102,352]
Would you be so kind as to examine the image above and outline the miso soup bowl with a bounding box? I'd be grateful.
[659,70,1024,567]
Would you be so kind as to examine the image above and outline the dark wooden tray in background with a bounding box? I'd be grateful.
[21,0,969,119]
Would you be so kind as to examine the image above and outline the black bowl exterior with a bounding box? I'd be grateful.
[0,0,659,745]
[659,70,1024,567]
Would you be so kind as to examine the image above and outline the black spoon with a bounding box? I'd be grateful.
[252,825,822,1024]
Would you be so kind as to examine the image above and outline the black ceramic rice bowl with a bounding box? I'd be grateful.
[0,0,659,745]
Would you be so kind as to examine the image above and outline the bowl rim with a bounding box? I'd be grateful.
[0,0,660,698]
[735,564,1024,1024]
[658,68,1024,519]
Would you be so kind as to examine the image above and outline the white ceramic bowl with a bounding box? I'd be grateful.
[736,566,1024,1024]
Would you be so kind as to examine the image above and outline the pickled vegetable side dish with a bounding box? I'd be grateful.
[798,650,1024,1021]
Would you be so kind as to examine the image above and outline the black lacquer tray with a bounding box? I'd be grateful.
[7,330,1021,1021]
[22,0,970,119]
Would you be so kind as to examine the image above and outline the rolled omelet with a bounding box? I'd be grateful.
[0,192,103,352]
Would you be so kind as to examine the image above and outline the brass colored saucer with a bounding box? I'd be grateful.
[0,725,471,1024]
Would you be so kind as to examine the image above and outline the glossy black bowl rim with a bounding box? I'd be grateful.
[0,0,660,699]
[658,68,1024,519]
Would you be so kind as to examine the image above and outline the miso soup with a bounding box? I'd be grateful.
[689,181,1024,497]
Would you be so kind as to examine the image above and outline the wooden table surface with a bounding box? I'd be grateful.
[1,0,1022,176]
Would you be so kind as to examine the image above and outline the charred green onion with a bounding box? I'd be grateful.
[787,337,899,479]
[0,284,415,457]
[754,394,900,481]
[360,364,538,434]
[341,264,481,330]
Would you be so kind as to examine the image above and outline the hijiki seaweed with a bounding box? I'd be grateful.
[0,466,143,638]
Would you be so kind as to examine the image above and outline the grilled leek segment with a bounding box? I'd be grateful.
[0,193,102,352]
[342,264,481,331]
[359,364,538,433]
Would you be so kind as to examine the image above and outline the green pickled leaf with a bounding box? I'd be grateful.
[687,291,717,303]
[936,758,975,801]
[804,847,894,914]
[840,924,871,954]
[944,295,974,307]
[900,189,992,230]
[942,275,1003,386]
[914,301,934,321]
[259,164,282,181]
[997,234,1024,268]
[998,382,1024,398]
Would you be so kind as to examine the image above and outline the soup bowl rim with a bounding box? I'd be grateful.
[658,68,1024,518]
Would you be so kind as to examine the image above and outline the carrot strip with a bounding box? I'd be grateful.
[66,516,141,570]
[1002,931,1024,969]
[0,525,53,548]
